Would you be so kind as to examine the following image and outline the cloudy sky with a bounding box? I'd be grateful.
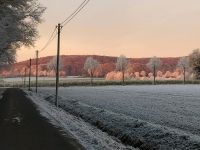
[17,0,200,61]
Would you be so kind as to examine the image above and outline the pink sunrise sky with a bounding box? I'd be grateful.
[17,0,200,62]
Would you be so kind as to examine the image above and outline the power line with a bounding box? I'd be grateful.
[39,0,90,53]
[34,0,91,97]
[39,27,57,52]
[61,0,88,25]
[54,0,90,106]
[61,0,90,28]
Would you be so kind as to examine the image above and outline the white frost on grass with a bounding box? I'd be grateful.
[25,90,136,150]
[37,85,200,150]
[39,85,200,136]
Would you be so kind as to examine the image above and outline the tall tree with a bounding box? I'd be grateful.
[177,56,190,84]
[0,0,45,65]
[189,49,200,79]
[84,57,100,85]
[116,55,128,85]
[147,56,161,85]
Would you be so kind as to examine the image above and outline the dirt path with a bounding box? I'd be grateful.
[0,88,84,150]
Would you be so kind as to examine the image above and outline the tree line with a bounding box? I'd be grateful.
[1,0,200,86]
[83,49,200,85]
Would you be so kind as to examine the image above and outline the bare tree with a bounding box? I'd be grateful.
[84,57,100,85]
[47,56,63,76]
[116,55,128,85]
[177,56,190,84]
[147,56,161,85]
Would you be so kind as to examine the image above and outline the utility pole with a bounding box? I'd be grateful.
[29,58,32,91]
[183,67,186,84]
[36,50,39,93]
[153,65,156,85]
[55,23,62,107]
[24,68,27,88]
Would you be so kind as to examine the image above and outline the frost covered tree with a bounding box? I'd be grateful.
[189,49,200,79]
[147,56,161,85]
[177,56,190,84]
[47,56,63,76]
[0,0,45,65]
[116,55,128,85]
[84,57,100,85]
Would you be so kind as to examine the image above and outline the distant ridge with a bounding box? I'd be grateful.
[0,55,180,77]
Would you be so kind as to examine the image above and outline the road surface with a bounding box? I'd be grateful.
[0,88,84,150]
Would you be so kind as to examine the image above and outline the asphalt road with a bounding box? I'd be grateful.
[0,88,84,150]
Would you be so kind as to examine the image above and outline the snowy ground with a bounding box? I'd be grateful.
[29,85,200,149]
[25,90,136,150]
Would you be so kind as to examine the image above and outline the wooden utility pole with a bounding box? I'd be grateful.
[55,23,62,107]
[183,67,186,84]
[153,65,156,85]
[29,58,32,91]
[36,50,39,93]
[24,68,27,88]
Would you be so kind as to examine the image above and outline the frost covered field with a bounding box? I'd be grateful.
[32,85,200,149]
[26,90,135,150]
